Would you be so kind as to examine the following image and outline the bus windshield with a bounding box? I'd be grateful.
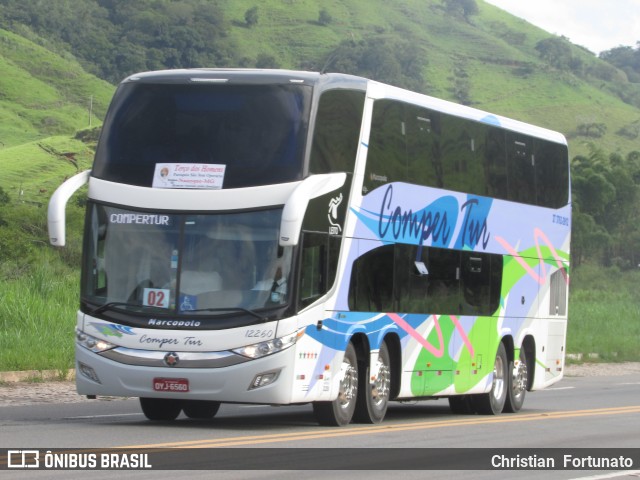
[92,82,312,188]
[82,203,293,318]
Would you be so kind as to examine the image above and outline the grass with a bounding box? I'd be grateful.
[0,28,113,147]
[0,255,79,371]
[0,244,637,372]
[1,0,640,374]
[217,0,640,158]
[566,264,640,362]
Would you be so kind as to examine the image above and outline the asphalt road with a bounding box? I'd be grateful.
[1,371,638,479]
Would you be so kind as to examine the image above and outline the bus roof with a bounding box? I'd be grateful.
[122,68,368,89]
[121,69,567,145]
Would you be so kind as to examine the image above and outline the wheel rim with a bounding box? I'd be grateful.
[371,357,391,407]
[338,357,358,409]
[492,354,506,401]
[511,359,528,399]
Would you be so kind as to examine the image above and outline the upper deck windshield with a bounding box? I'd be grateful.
[92,82,312,188]
[82,203,293,321]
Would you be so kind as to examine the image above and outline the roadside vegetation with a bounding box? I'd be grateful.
[0,0,639,371]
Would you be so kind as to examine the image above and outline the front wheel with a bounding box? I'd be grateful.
[473,342,508,415]
[354,342,391,423]
[183,400,221,419]
[313,342,359,426]
[139,397,182,421]
[504,349,528,413]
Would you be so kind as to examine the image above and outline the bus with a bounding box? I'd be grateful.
[48,69,570,426]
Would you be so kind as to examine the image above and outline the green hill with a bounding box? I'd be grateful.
[0,0,639,370]
[1,0,638,158]
[0,28,113,148]
[218,0,640,157]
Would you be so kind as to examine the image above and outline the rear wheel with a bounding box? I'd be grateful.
[354,342,391,423]
[473,342,508,415]
[182,400,221,419]
[313,343,359,426]
[504,349,528,413]
[139,397,182,421]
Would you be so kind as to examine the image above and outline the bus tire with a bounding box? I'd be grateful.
[353,341,391,424]
[139,397,182,421]
[182,400,221,419]
[473,342,508,415]
[448,395,475,414]
[503,350,527,413]
[312,342,358,426]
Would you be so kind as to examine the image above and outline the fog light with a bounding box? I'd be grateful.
[249,370,280,390]
[78,362,101,384]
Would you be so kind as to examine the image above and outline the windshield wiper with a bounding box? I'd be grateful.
[90,302,165,316]
[89,303,268,322]
[184,307,267,322]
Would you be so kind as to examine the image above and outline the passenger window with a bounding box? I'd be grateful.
[484,127,508,200]
[460,251,501,315]
[364,100,406,194]
[349,243,502,316]
[299,232,342,310]
[507,132,536,205]
[535,140,569,208]
[406,106,441,188]
[424,247,462,314]
[348,244,394,312]
[299,232,327,308]
[309,90,365,174]
[442,117,486,196]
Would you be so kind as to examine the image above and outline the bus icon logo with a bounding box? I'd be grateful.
[8,450,40,468]
[328,193,343,235]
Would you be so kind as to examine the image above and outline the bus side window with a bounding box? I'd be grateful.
[460,251,502,316]
[507,132,536,205]
[442,116,486,196]
[299,232,327,309]
[406,106,441,189]
[394,244,429,313]
[535,140,569,208]
[424,247,462,315]
[364,100,406,194]
[348,244,394,312]
[309,90,365,174]
[299,232,341,310]
[484,127,507,200]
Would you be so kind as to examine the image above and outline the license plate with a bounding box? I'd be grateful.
[153,377,189,392]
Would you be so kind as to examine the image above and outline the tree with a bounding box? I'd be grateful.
[318,8,332,26]
[0,186,9,227]
[245,6,259,27]
[535,37,573,70]
[317,37,427,92]
[577,122,607,138]
[442,0,479,21]
[255,53,279,69]
[599,43,640,83]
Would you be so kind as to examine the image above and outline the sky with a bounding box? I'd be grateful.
[483,0,640,54]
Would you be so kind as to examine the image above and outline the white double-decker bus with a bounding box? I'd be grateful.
[49,69,570,425]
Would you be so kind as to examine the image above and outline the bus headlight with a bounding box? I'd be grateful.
[76,329,117,353]
[233,331,298,359]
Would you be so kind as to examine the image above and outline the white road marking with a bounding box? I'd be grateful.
[65,413,142,419]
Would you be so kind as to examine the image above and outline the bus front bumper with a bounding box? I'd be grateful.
[75,344,296,405]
